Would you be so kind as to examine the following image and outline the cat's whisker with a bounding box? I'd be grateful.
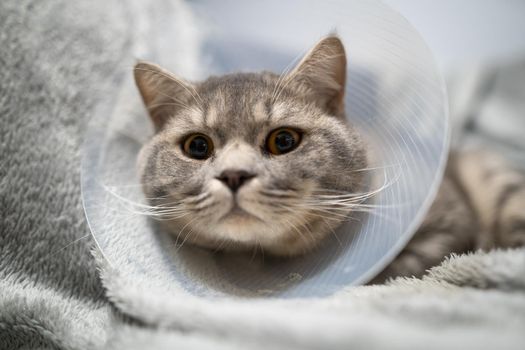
[313,166,400,199]
[147,102,200,115]
[174,217,200,249]
[322,175,391,195]
[271,75,295,106]
[347,209,396,222]
[306,201,408,209]
[250,237,260,262]
[112,207,188,221]
[259,189,299,199]
[310,208,351,220]
[191,200,217,212]
[146,98,192,110]
[270,49,307,105]
[273,201,351,223]
[105,182,212,221]
[314,206,392,222]
[46,234,92,259]
[282,218,312,247]
[116,204,187,215]
[275,201,347,221]
[148,209,187,216]
[109,178,175,190]
[102,183,146,189]
[183,192,211,205]
[102,185,194,221]
[151,89,203,115]
[103,185,174,201]
[253,195,352,223]
[103,191,187,211]
[175,226,199,253]
[310,175,397,202]
[113,204,187,217]
[270,73,286,106]
[290,214,317,243]
[187,83,205,108]
[319,216,343,248]
[142,195,172,201]
[349,163,401,173]
[211,238,228,253]
[307,194,372,202]
[104,185,177,209]
[306,193,373,202]
[306,204,396,222]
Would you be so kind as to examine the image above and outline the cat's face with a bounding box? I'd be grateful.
[135,36,366,256]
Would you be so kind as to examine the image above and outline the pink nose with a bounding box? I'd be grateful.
[216,169,256,192]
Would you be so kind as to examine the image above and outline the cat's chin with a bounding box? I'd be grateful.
[210,214,337,257]
[166,217,332,257]
[214,213,266,242]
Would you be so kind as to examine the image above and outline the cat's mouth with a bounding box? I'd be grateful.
[219,202,264,223]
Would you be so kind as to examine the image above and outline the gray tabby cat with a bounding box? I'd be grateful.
[134,36,525,281]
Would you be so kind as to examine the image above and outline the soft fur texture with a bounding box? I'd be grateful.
[1,0,525,349]
[134,37,367,256]
[374,150,525,282]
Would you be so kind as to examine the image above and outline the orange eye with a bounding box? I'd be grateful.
[182,134,214,159]
[266,128,301,155]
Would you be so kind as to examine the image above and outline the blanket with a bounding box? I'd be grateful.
[1,0,524,349]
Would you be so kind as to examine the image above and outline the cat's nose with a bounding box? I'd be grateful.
[216,169,256,193]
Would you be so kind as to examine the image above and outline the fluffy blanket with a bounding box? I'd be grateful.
[1,0,524,349]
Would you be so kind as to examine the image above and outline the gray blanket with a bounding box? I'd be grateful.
[1,1,525,349]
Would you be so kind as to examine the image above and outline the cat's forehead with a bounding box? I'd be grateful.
[161,72,325,145]
[198,72,278,112]
[179,73,310,137]
[199,72,277,96]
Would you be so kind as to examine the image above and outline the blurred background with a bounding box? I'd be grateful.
[387,0,525,168]
[386,0,525,72]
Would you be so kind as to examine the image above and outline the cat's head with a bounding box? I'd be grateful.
[134,36,366,256]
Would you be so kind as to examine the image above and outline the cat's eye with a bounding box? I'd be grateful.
[182,134,214,160]
[266,128,302,155]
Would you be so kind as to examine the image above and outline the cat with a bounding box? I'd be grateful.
[134,36,367,257]
[134,35,525,280]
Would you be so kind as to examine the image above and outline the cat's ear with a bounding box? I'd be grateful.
[287,35,347,116]
[134,61,197,130]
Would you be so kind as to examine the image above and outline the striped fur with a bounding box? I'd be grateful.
[374,151,525,282]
